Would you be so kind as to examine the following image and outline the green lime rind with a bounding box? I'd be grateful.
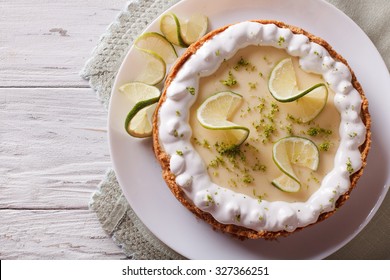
[201,125,250,147]
[199,120,250,147]
[124,96,160,138]
[134,32,178,64]
[269,82,327,103]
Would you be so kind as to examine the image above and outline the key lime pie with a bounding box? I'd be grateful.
[152,20,371,239]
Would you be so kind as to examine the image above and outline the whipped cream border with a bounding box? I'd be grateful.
[158,21,366,232]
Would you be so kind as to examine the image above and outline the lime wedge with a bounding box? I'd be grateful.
[268,58,328,122]
[197,91,249,147]
[269,58,297,100]
[180,14,208,46]
[272,136,319,192]
[272,174,301,193]
[134,49,166,85]
[119,82,161,137]
[126,104,157,138]
[160,13,187,47]
[134,32,178,64]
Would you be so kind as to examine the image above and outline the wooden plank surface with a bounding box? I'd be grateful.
[0,0,125,87]
[1,210,124,259]
[0,88,110,209]
[1,0,128,259]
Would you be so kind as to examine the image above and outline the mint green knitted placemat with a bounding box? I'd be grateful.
[81,0,390,259]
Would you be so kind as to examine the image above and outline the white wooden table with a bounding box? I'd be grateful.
[1,0,128,259]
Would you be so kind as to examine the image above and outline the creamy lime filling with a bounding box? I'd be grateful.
[157,21,366,232]
[190,46,339,204]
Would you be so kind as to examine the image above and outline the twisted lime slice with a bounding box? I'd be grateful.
[160,13,187,47]
[272,136,319,192]
[268,58,328,122]
[197,91,249,148]
[119,82,161,137]
[160,12,208,47]
[272,174,301,193]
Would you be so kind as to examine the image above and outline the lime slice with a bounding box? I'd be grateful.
[197,91,249,147]
[180,14,208,46]
[269,58,297,100]
[268,58,323,102]
[119,82,161,137]
[134,49,166,85]
[160,13,187,47]
[134,32,178,64]
[268,58,328,122]
[126,104,157,138]
[272,174,301,193]
[289,85,328,123]
[272,136,319,192]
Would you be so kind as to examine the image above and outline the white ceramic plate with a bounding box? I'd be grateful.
[108,0,390,259]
